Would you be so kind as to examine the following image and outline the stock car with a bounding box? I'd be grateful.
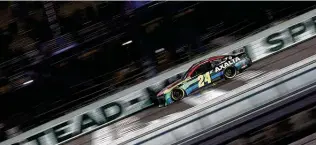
[156,51,252,107]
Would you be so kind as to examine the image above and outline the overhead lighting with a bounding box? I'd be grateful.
[155,48,165,53]
[122,40,133,46]
[23,80,34,85]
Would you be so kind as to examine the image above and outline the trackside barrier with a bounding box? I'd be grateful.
[187,83,316,145]
[113,49,316,145]
[3,8,316,145]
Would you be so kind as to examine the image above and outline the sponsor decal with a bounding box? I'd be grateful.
[214,57,241,73]
[265,17,315,52]
[9,95,151,145]
[245,16,316,61]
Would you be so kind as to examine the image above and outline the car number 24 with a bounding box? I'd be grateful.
[197,72,212,88]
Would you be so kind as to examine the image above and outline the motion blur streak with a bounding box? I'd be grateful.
[65,33,316,145]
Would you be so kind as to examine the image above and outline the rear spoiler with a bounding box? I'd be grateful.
[231,47,246,56]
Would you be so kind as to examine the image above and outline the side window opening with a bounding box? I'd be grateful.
[210,61,217,69]
[191,63,211,77]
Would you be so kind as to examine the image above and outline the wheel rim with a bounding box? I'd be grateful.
[172,89,184,101]
[224,68,236,79]
[226,69,232,76]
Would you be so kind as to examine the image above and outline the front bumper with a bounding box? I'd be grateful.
[157,95,166,107]
[157,93,175,107]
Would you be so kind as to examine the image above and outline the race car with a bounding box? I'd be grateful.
[156,51,252,107]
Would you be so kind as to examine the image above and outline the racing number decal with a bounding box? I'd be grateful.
[198,75,204,88]
[204,72,212,84]
[198,72,212,88]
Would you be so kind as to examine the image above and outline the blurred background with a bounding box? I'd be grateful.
[0,1,315,142]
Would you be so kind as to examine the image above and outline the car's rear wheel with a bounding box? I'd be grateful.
[224,67,237,79]
[171,88,186,101]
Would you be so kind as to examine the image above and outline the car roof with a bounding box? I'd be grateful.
[190,55,225,69]
[183,55,226,78]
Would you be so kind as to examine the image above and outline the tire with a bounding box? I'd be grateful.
[171,88,186,101]
[224,67,237,79]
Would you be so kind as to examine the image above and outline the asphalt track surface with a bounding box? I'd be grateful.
[290,132,316,145]
[66,36,316,145]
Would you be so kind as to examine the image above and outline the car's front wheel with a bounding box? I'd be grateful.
[171,88,186,101]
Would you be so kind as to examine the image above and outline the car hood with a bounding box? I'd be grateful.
[157,79,184,96]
